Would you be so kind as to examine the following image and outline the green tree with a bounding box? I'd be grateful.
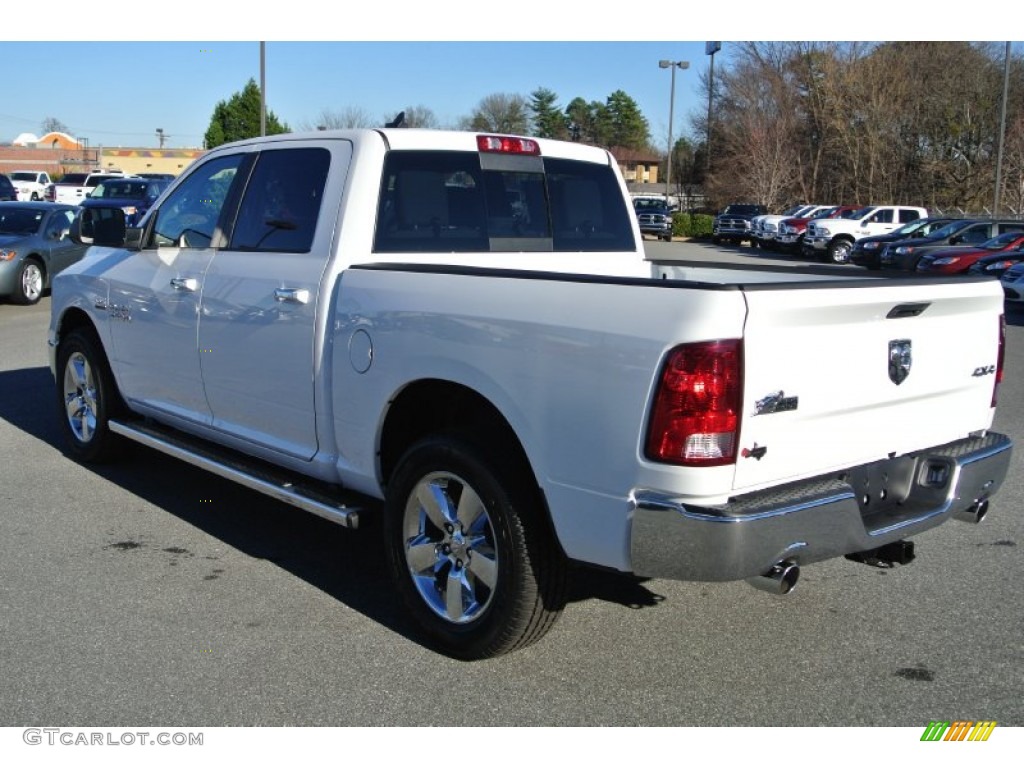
[604,90,651,150]
[529,87,568,139]
[565,97,608,145]
[204,78,290,149]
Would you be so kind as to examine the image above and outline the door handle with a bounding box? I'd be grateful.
[274,288,310,304]
[170,277,198,292]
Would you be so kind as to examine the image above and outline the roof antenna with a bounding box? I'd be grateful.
[385,111,406,128]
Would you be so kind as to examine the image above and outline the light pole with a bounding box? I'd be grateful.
[659,59,689,207]
[705,42,720,176]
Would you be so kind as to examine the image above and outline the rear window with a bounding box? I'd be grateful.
[373,150,634,253]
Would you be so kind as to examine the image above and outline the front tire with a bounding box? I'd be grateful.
[827,238,853,264]
[14,259,45,305]
[384,435,565,659]
[56,327,124,463]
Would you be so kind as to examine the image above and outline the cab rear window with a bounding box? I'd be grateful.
[373,150,633,253]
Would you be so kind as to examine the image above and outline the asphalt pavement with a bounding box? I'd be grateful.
[1,240,1021,729]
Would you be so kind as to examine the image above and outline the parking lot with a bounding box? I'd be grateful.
[1,238,1022,727]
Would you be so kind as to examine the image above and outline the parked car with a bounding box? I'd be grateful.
[778,205,860,254]
[999,261,1024,303]
[0,202,86,304]
[966,247,1024,280]
[712,203,767,245]
[880,219,1024,271]
[749,204,815,249]
[916,232,1024,275]
[79,177,170,227]
[850,217,960,270]
[633,197,673,241]
[0,174,17,202]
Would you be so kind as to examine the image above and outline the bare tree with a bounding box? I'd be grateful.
[467,93,530,135]
[41,116,71,135]
[299,106,376,131]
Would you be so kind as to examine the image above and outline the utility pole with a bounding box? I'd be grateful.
[260,42,267,137]
[994,41,1011,216]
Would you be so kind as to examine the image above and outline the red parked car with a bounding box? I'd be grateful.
[777,205,860,253]
[915,231,1024,275]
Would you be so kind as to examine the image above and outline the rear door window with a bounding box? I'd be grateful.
[229,147,330,253]
[374,150,633,253]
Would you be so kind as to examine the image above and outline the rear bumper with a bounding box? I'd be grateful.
[629,432,1012,581]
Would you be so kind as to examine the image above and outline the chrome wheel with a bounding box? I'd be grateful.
[18,261,44,304]
[385,435,565,658]
[63,351,98,444]
[55,328,124,463]
[829,240,852,264]
[402,471,499,624]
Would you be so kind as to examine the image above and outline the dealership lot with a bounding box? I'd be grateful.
[1,240,1022,726]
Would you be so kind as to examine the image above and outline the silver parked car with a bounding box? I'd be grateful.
[0,202,86,305]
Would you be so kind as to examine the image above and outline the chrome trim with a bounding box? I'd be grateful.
[629,433,1012,582]
[275,287,311,304]
[108,420,360,529]
[170,277,198,292]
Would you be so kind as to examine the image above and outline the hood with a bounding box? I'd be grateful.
[0,233,32,246]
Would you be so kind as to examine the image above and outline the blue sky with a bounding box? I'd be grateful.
[3,3,1011,151]
[0,41,721,150]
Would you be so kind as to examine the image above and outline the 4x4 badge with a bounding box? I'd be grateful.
[889,339,912,385]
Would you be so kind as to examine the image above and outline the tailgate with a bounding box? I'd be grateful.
[733,278,1004,493]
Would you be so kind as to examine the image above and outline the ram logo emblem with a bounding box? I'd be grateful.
[888,339,912,385]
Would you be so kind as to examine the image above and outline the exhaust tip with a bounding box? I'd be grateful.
[954,499,989,524]
[747,561,800,595]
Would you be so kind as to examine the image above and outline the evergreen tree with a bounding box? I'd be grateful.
[604,90,651,150]
[529,88,568,139]
[204,78,290,149]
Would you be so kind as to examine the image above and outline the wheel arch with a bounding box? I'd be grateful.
[378,380,560,545]
[380,379,537,490]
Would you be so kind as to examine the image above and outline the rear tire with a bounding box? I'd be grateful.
[384,435,565,659]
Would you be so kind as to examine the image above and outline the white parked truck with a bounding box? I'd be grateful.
[10,170,52,201]
[49,130,1011,658]
[805,204,928,263]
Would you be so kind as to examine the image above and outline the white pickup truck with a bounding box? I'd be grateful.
[10,170,52,201]
[46,170,125,205]
[48,129,1012,659]
[806,205,928,263]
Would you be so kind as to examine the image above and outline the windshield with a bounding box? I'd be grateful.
[928,220,975,239]
[11,172,37,182]
[849,206,878,219]
[90,180,163,200]
[983,231,1024,249]
[811,207,839,220]
[0,207,44,235]
[892,219,931,236]
[633,198,668,211]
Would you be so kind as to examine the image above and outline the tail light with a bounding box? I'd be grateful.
[645,340,743,466]
[993,314,1005,407]
[476,135,540,155]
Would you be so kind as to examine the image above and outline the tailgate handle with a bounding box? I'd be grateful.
[887,302,930,319]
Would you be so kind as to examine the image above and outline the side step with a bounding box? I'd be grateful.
[109,420,366,529]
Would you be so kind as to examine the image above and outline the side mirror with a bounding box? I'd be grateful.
[70,207,131,248]
[949,235,963,245]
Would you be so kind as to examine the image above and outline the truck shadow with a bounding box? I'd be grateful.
[0,366,667,652]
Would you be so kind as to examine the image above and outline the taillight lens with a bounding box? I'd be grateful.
[993,314,1005,407]
[646,340,743,466]
[476,135,541,155]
